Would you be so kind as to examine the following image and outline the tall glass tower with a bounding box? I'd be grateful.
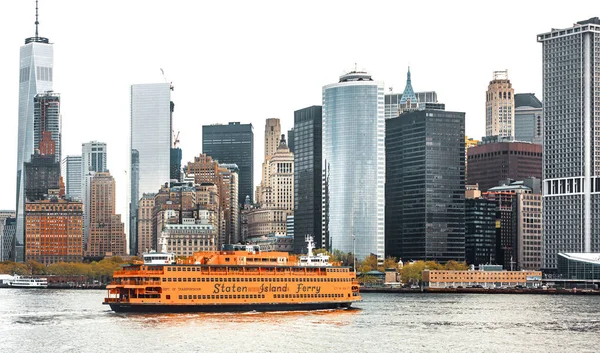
[322,70,385,260]
[537,18,600,270]
[129,83,172,254]
[14,4,54,261]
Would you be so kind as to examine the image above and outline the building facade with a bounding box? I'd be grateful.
[466,142,542,192]
[14,22,54,261]
[33,91,61,163]
[0,211,16,261]
[136,193,156,255]
[86,172,127,258]
[293,106,323,253]
[465,195,497,266]
[485,70,515,139]
[537,18,600,270]
[61,155,82,200]
[323,70,385,260]
[129,83,173,255]
[514,93,543,144]
[24,152,61,203]
[202,122,254,205]
[25,199,83,265]
[162,221,217,256]
[385,110,465,262]
[515,193,542,270]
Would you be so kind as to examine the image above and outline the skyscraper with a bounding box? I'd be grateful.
[202,122,254,204]
[81,141,107,250]
[0,211,16,261]
[323,70,385,260]
[385,110,465,262]
[465,190,496,266]
[129,83,173,255]
[33,91,61,163]
[14,4,54,261]
[485,70,515,139]
[293,106,323,253]
[287,128,295,154]
[264,118,281,159]
[61,155,82,200]
[170,147,182,182]
[514,93,543,144]
[537,18,600,270]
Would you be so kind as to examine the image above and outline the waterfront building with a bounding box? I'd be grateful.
[466,141,542,192]
[14,7,55,261]
[514,93,543,144]
[136,193,155,255]
[422,269,542,289]
[25,198,83,265]
[60,156,82,200]
[86,172,127,258]
[385,109,465,262]
[323,69,385,260]
[129,83,173,255]
[33,91,61,163]
[293,106,323,253]
[537,18,600,270]
[514,192,542,270]
[485,70,515,139]
[0,211,16,261]
[202,122,254,204]
[557,253,600,280]
[465,188,496,266]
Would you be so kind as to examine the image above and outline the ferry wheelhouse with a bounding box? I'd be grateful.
[103,236,361,312]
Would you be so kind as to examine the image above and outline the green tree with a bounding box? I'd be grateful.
[26,260,46,275]
[444,260,469,271]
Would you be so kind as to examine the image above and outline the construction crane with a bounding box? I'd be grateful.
[160,68,174,91]
[173,130,180,148]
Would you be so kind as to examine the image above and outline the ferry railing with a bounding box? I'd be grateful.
[113,270,164,276]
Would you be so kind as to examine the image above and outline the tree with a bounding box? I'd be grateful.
[444,260,468,271]
[357,254,378,273]
[400,261,428,283]
[26,260,46,275]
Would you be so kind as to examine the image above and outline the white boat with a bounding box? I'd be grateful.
[9,275,48,288]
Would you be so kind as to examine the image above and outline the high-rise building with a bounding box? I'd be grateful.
[14,5,54,261]
[385,110,465,262]
[136,193,155,255]
[25,198,83,265]
[24,151,60,203]
[264,118,281,159]
[170,147,182,182]
[538,18,600,270]
[202,122,254,204]
[485,70,515,139]
[465,189,496,266]
[466,141,542,191]
[465,136,480,180]
[293,106,323,253]
[33,91,61,163]
[1,217,16,261]
[129,83,173,255]
[514,93,543,144]
[385,90,440,119]
[514,192,542,270]
[61,155,82,200]
[86,172,127,258]
[287,128,295,154]
[81,141,107,250]
[0,211,16,261]
[323,70,385,260]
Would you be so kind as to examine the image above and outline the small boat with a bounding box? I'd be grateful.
[9,275,48,288]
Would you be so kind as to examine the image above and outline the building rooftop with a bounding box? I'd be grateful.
[515,93,542,109]
[559,253,600,265]
[339,70,373,83]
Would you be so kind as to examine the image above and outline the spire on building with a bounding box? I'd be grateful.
[25,0,49,44]
[399,67,417,104]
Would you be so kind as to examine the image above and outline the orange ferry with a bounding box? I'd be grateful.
[103,236,361,312]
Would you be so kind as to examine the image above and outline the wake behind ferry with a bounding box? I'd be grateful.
[103,236,361,312]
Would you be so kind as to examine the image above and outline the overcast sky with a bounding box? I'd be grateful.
[0,0,595,216]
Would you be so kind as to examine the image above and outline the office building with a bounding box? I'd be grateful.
[162,220,217,256]
[86,172,127,258]
[466,141,542,191]
[264,118,281,159]
[61,156,82,200]
[14,7,54,261]
[293,106,323,253]
[385,110,465,262]
[485,70,515,139]
[170,147,182,182]
[129,83,173,255]
[202,122,254,204]
[514,192,542,270]
[81,141,107,175]
[0,211,16,261]
[24,150,61,203]
[514,93,543,144]
[385,90,439,119]
[287,128,295,153]
[538,18,600,269]
[465,189,496,266]
[33,91,61,163]
[25,198,83,265]
[136,193,155,255]
[323,69,385,260]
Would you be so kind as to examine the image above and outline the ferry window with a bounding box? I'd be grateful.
[183,278,187,282]
[168,278,172,282]
[177,268,181,271]
[166,295,171,300]
[202,295,206,299]
[178,278,182,282]
[161,278,166,282]
[211,295,215,299]
[225,257,230,262]
[193,295,197,299]
[179,295,182,299]
[184,295,188,299]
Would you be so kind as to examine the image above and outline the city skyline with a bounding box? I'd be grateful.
[0,1,594,219]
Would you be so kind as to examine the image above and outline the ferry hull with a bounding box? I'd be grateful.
[105,301,353,313]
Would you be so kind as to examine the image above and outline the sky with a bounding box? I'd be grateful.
[0,0,596,217]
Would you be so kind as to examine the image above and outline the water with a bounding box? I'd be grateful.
[0,289,598,353]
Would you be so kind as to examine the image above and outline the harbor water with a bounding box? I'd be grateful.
[1,289,598,352]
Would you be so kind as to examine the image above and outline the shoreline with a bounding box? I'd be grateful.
[360,287,600,295]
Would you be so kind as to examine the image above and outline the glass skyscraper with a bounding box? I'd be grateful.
[129,83,173,254]
[14,20,53,262]
[538,18,600,270]
[61,155,82,200]
[202,122,254,205]
[322,70,385,260]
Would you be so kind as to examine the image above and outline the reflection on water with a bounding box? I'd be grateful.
[1,290,599,353]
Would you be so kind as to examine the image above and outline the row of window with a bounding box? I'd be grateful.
[179,294,265,300]
[164,277,350,283]
[274,293,344,299]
